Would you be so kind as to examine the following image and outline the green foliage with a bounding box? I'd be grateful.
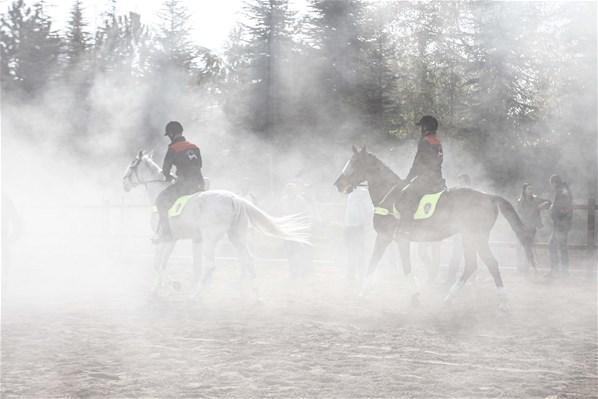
[94,11,154,78]
[0,0,594,188]
[223,0,297,135]
[0,0,61,95]
[65,0,90,67]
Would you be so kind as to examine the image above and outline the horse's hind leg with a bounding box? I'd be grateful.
[190,238,202,297]
[360,233,392,295]
[418,242,440,284]
[229,232,260,301]
[201,243,217,288]
[477,240,503,288]
[153,241,176,294]
[477,239,508,310]
[444,237,477,304]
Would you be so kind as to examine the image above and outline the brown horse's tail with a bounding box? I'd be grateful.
[492,195,536,269]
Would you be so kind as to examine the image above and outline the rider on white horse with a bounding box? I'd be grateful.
[155,121,205,242]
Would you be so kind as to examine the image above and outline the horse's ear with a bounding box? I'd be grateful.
[352,144,358,154]
[147,149,155,159]
[360,145,367,153]
[137,149,143,159]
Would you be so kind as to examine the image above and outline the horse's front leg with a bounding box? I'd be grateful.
[360,233,392,296]
[444,236,477,304]
[153,241,176,295]
[397,237,420,306]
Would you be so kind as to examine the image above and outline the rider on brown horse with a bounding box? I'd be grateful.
[155,121,205,242]
[399,115,446,231]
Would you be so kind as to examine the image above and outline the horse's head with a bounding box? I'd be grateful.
[122,150,162,192]
[334,145,375,193]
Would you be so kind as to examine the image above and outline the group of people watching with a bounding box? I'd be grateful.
[518,175,573,277]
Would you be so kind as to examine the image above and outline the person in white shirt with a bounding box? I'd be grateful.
[344,183,374,282]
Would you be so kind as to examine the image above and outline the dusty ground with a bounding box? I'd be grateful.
[1,241,597,399]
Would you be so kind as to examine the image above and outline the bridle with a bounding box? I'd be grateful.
[123,156,166,188]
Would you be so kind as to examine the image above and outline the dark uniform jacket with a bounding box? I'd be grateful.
[550,183,573,231]
[406,133,445,192]
[162,136,204,186]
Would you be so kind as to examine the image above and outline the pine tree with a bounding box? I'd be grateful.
[0,0,61,95]
[94,11,153,78]
[155,0,196,72]
[464,2,542,183]
[360,1,401,137]
[64,0,90,69]
[224,0,296,135]
[308,0,367,120]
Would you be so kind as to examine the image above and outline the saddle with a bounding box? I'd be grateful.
[167,195,194,217]
[163,177,210,218]
[413,191,444,220]
[374,190,445,221]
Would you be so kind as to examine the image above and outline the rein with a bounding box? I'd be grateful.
[373,183,401,218]
[369,158,403,218]
[133,168,166,186]
[126,158,167,187]
[377,183,400,207]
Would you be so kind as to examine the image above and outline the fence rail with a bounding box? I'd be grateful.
[19,198,598,252]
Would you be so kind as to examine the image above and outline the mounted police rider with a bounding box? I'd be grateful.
[399,115,446,231]
[155,121,205,242]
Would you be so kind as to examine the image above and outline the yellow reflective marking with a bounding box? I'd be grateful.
[374,207,390,216]
[168,195,193,217]
[414,191,444,220]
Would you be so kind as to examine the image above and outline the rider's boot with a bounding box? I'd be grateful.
[153,214,174,244]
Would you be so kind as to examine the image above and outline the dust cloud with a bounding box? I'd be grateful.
[1,0,596,398]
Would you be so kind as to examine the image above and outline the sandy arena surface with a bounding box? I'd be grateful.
[1,242,597,399]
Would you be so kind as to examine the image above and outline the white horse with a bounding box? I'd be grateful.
[122,150,311,297]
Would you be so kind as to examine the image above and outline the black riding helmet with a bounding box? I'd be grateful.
[164,121,184,136]
[416,115,439,132]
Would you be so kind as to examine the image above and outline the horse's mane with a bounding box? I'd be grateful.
[368,152,402,183]
[142,154,163,175]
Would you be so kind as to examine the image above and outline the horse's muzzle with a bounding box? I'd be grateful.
[334,175,354,194]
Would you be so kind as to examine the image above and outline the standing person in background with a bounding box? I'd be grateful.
[281,182,316,280]
[344,183,373,283]
[547,175,573,277]
[517,183,551,273]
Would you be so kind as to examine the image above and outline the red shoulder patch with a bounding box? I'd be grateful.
[424,134,440,145]
[170,141,198,152]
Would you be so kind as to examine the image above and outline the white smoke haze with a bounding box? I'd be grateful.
[1,0,596,398]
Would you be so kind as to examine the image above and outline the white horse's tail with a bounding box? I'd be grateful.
[237,197,312,245]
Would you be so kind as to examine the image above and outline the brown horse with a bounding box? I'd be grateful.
[334,145,535,308]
